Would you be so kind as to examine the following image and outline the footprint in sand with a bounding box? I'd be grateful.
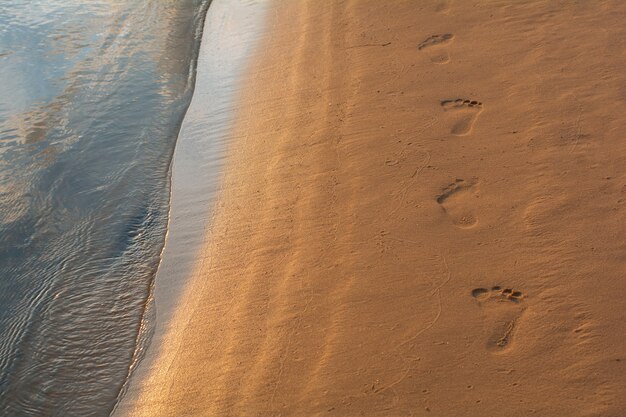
[436,178,479,229]
[471,286,526,352]
[418,34,454,64]
[440,99,483,136]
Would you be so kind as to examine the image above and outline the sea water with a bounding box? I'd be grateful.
[0,1,209,415]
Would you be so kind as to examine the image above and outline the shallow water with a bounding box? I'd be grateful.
[112,0,268,413]
[0,1,209,415]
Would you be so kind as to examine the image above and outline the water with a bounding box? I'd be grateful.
[0,1,209,415]
[112,1,268,412]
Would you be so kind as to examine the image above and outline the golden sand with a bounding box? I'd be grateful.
[123,1,626,415]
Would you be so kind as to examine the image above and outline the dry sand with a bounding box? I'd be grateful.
[123,1,626,416]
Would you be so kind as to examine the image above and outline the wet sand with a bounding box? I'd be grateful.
[123,1,626,416]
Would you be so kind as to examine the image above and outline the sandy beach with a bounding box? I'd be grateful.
[121,1,626,416]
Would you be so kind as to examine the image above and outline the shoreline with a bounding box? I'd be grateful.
[121,1,626,416]
[113,1,268,414]
[112,0,212,408]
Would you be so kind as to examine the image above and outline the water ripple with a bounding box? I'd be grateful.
[0,0,209,415]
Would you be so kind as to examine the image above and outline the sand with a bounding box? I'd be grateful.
[122,1,626,416]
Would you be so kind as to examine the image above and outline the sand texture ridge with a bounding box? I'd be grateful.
[124,1,626,416]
